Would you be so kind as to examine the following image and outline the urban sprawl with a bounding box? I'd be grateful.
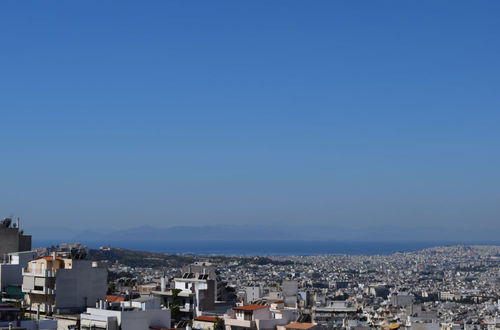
[1,217,499,330]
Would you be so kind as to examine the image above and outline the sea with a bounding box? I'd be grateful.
[31,240,498,256]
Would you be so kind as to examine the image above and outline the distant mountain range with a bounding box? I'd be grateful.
[28,223,499,244]
[72,224,348,242]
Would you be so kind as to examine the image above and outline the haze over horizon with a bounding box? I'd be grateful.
[1,1,499,241]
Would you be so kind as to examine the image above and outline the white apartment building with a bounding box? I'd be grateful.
[174,274,215,317]
[0,303,57,330]
[80,297,171,330]
[0,250,37,293]
[224,302,299,330]
[153,271,215,319]
[245,286,262,304]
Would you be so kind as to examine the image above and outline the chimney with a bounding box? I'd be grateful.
[16,217,20,230]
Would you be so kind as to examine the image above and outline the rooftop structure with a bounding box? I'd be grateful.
[224,302,299,330]
[0,217,31,262]
[80,297,171,330]
[0,303,57,330]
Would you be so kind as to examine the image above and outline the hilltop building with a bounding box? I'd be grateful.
[0,217,31,261]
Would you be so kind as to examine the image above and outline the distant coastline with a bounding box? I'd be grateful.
[31,239,500,256]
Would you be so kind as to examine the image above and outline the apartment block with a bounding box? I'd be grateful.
[80,297,171,330]
[22,254,107,314]
[0,218,31,260]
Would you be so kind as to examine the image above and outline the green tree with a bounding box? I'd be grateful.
[214,317,224,330]
[170,289,182,323]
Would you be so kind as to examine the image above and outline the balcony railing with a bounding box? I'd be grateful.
[22,287,55,295]
[22,269,56,277]
[224,317,255,328]
[179,304,194,312]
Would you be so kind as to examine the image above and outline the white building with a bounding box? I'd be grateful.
[80,297,171,330]
[0,250,37,293]
[153,271,215,318]
[0,303,57,330]
[224,302,298,330]
[182,261,223,301]
[390,292,415,307]
[282,281,298,308]
[174,274,215,317]
[245,286,262,304]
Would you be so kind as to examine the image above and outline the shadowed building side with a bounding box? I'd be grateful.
[0,217,32,261]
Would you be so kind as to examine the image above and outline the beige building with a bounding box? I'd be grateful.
[22,254,107,315]
[224,302,299,330]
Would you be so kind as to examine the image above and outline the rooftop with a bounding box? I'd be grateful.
[106,295,125,303]
[233,304,268,312]
[194,315,218,323]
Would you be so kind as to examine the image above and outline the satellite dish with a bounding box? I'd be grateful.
[1,218,12,228]
[70,247,87,260]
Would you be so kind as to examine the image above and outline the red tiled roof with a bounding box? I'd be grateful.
[233,304,268,311]
[38,256,65,261]
[106,295,125,302]
[194,316,218,322]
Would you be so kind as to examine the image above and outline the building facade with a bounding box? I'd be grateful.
[80,297,171,330]
[22,255,107,315]
[0,218,31,261]
[0,250,37,296]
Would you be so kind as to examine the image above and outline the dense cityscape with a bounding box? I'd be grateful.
[3,0,500,329]
[1,218,499,330]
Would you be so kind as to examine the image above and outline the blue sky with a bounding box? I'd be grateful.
[1,1,499,239]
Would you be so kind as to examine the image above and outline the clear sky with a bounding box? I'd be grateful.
[1,1,499,239]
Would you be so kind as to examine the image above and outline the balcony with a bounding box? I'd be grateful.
[23,269,56,277]
[179,303,194,313]
[224,317,255,329]
[22,286,55,295]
